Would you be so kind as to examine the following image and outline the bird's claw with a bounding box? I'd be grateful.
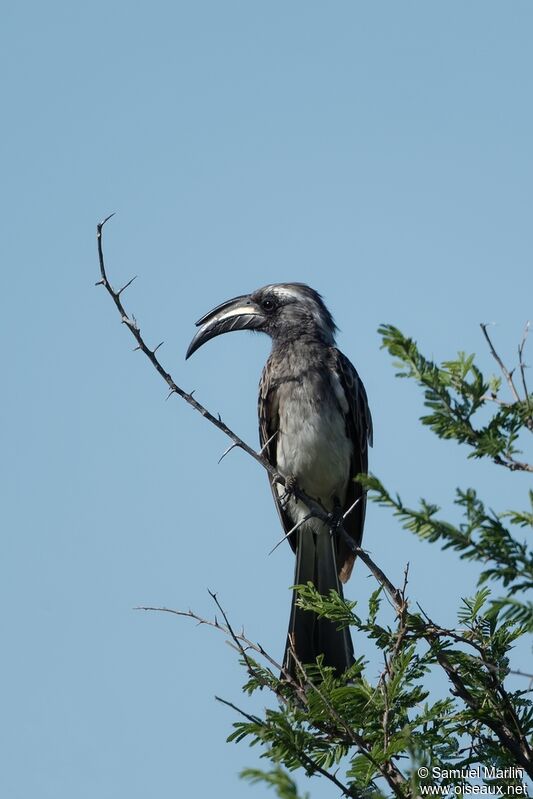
[327,502,343,538]
[279,474,298,509]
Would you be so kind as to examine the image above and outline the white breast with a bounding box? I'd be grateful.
[275,380,351,512]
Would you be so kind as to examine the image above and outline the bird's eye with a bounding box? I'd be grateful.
[261,298,275,312]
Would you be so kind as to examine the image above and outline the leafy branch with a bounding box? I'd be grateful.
[379,324,533,471]
[360,475,533,631]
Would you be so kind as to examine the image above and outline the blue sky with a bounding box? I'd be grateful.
[1,3,532,798]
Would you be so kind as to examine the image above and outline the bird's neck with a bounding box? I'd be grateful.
[270,328,334,354]
[268,335,332,374]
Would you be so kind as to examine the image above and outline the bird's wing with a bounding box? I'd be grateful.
[258,364,299,551]
[259,351,373,574]
[330,348,373,582]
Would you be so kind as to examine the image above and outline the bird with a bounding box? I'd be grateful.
[186,283,372,678]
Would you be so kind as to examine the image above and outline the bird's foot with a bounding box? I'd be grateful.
[278,474,298,509]
[327,500,343,539]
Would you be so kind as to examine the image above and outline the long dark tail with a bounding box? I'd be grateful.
[283,526,354,679]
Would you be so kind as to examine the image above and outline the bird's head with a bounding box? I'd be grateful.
[185,283,337,358]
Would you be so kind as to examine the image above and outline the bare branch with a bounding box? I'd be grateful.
[96,216,406,607]
[354,546,404,611]
[492,454,533,473]
[117,275,137,297]
[480,395,512,407]
[136,604,288,677]
[96,215,285,483]
[480,323,521,403]
[519,322,531,396]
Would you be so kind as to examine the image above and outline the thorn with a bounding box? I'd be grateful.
[98,212,116,232]
[342,495,363,520]
[117,275,137,296]
[218,443,238,464]
[218,413,222,422]
[165,389,176,401]
[259,430,278,454]
[94,279,104,287]
[153,341,164,355]
[268,513,313,555]
[189,390,196,398]
[133,345,141,352]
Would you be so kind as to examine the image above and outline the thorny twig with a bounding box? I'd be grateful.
[480,323,522,405]
[138,597,361,797]
[136,599,301,692]
[96,215,284,484]
[96,214,402,608]
[477,321,533,468]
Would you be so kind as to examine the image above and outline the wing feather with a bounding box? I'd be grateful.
[258,363,298,550]
[331,348,373,582]
[259,349,372,573]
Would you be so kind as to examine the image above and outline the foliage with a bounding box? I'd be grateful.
[220,324,533,798]
[232,580,531,798]
[369,324,533,631]
[96,217,533,796]
[180,324,533,798]
[97,218,533,795]
[378,324,533,470]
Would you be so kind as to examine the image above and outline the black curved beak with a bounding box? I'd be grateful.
[185,293,265,359]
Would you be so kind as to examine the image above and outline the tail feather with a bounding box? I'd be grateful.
[284,526,355,678]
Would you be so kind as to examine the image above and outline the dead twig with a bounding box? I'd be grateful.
[96,215,284,485]
[96,215,404,608]
[480,323,522,404]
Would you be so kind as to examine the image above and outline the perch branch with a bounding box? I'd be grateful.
[96,215,404,607]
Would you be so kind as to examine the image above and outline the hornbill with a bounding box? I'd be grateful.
[186,283,372,677]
